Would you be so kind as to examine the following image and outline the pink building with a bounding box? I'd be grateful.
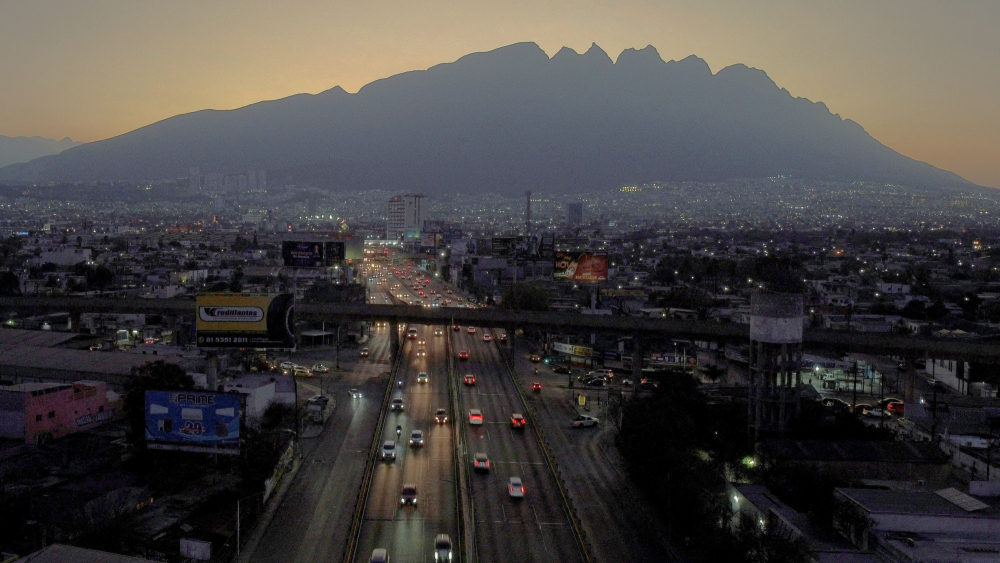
[0,380,120,444]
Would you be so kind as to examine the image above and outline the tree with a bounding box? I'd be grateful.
[703,364,726,384]
[0,271,20,296]
[498,283,550,311]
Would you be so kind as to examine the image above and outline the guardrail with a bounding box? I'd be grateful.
[490,328,595,563]
[451,320,478,563]
[344,323,406,563]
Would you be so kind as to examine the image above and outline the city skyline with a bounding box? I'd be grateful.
[1,1,999,188]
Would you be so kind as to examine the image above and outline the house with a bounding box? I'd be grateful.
[0,380,120,444]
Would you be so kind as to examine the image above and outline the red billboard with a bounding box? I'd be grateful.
[553,252,608,283]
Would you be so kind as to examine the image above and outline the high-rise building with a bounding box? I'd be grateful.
[387,194,428,239]
[567,202,584,226]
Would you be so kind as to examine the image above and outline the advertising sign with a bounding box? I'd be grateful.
[538,234,555,260]
[491,237,516,257]
[282,241,326,268]
[145,391,240,454]
[553,342,594,357]
[196,293,294,348]
[326,241,346,261]
[420,232,441,249]
[553,252,608,283]
[282,241,345,267]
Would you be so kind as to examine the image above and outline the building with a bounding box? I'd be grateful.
[387,194,428,239]
[567,202,583,226]
[0,380,119,444]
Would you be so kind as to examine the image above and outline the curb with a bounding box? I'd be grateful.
[237,450,303,563]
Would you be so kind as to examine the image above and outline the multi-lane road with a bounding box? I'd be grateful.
[248,259,668,563]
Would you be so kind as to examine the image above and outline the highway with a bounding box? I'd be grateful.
[353,323,459,563]
[454,326,586,563]
[251,316,391,563]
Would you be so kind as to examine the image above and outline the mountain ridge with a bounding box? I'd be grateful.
[0,135,83,169]
[0,42,977,192]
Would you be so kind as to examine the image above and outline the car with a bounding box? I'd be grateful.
[435,408,449,424]
[458,350,469,360]
[360,347,370,357]
[453,324,461,331]
[406,328,418,339]
[499,333,507,342]
[381,440,397,461]
[469,409,484,425]
[585,378,606,387]
[466,326,477,334]
[822,397,851,412]
[531,382,542,393]
[409,429,424,447]
[390,398,405,411]
[588,368,614,380]
[434,534,452,562]
[473,452,490,471]
[864,407,886,417]
[572,415,599,428]
[482,333,492,342]
[417,372,429,383]
[553,364,572,374]
[349,388,363,399]
[853,403,873,415]
[311,363,329,373]
[418,338,426,346]
[279,361,295,370]
[886,401,905,415]
[620,378,633,386]
[530,354,541,363]
[508,476,524,499]
[434,328,443,336]
[400,483,417,505]
[417,347,427,357]
[369,548,389,563]
[463,374,477,386]
[639,378,659,390]
[511,413,526,429]
[293,366,312,377]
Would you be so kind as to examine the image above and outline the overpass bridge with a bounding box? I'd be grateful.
[0,296,997,363]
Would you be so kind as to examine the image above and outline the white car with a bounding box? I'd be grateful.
[417,372,429,383]
[508,476,524,498]
[572,415,599,428]
[279,361,295,370]
[369,548,388,563]
[469,409,484,426]
[434,534,452,562]
[311,363,329,373]
[381,440,397,461]
[349,388,363,399]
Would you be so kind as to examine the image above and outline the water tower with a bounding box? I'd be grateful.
[748,293,804,440]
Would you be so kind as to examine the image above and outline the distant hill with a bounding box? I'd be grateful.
[0,42,977,192]
[0,135,83,168]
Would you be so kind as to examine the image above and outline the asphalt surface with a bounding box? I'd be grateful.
[512,342,678,563]
[455,327,586,563]
[252,326,391,563]
[353,324,459,563]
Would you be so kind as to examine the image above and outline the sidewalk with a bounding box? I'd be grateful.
[237,451,303,563]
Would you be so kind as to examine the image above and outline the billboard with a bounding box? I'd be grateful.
[492,237,516,257]
[553,252,608,283]
[145,391,240,454]
[281,241,344,267]
[538,234,555,260]
[553,342,594,357]
[196,293,294,348]
[421,232,442,249]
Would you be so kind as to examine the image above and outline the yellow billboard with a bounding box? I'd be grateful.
[196,293,295,348]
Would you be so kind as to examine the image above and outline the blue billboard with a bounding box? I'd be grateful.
[145,391,241,454]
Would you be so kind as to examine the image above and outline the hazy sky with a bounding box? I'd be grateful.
[1,0,998,187]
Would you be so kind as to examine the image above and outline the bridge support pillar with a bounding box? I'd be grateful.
[631,335,645,393]
[390,319,400,363]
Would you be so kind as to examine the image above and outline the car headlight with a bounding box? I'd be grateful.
[401,498,405,503]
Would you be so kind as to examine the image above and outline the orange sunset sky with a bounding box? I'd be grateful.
[1,0,998,187]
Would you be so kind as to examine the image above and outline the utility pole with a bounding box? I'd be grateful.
[851,361,858,413]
